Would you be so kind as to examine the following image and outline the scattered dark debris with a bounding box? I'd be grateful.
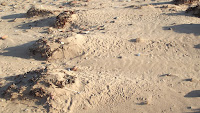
[45,74,76,88]
[30,87,47,98]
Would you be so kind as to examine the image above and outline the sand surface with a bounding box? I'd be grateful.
[0,0,200,113]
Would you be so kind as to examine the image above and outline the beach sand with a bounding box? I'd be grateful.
[0,0,200,112]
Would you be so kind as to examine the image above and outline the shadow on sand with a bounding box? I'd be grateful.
[185,90,200,113]
[148,1,173,5]
[0,69,48,109]
[194,44,200,49]
[0,41,44,60]
[1,13,26,19]
[185,90,200,97]
[186,108,200,113]
[17,17,56,29]
[163,24,200,36]
[1,13,55,30]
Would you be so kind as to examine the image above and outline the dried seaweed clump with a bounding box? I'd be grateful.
[55,11,76,29]
[1,68,77,101]
[29,38,54,59]
[174,0,199,5]
[45,74,76,88]
[29,34,85,60]
[1,69,44,100]
[186,5,200,17]
[27,6,53,17]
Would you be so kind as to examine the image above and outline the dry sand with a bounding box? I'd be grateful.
[0,0,200,113]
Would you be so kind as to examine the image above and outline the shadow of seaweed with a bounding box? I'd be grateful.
[0,69,48,109]
[140,1,173,6]
[186,108,200,113]
[164,11,191,16]
[1,13,26,19]
[185,90,200,97]
[148,1,173,5]
[185,91,200,113]
[194,44,200,49]
[0,41,44,60]
[17,17,56,29]
[163,24,200,36]
[129,39,137,42]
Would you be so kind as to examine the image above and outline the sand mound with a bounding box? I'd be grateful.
[55,11,77,29]
[186,5,200,17]
[27,6,54,17]
[29,34,85,60]
[0,66,81,112]
[174,0,198,5]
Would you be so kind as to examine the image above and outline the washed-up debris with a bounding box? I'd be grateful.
[0,66,81,113]
[186,5,200,17]
[27,6,53,17]
[55,11,76,29]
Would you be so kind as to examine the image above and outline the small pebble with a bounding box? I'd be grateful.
[0,99,4,102]
[136,53,141,56]
[1,35,8,40]
[71,66,78,71]
[81,31,90,34]
[60,42,65,44]
[168,27,172,30]
[110,21,115,23]
[24,109,28,112]
[135,38,145,43]
[118,56,122,59]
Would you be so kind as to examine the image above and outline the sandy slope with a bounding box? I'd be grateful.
[0,0,200,113]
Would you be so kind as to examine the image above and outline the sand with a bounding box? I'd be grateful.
[0,0,200,113]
